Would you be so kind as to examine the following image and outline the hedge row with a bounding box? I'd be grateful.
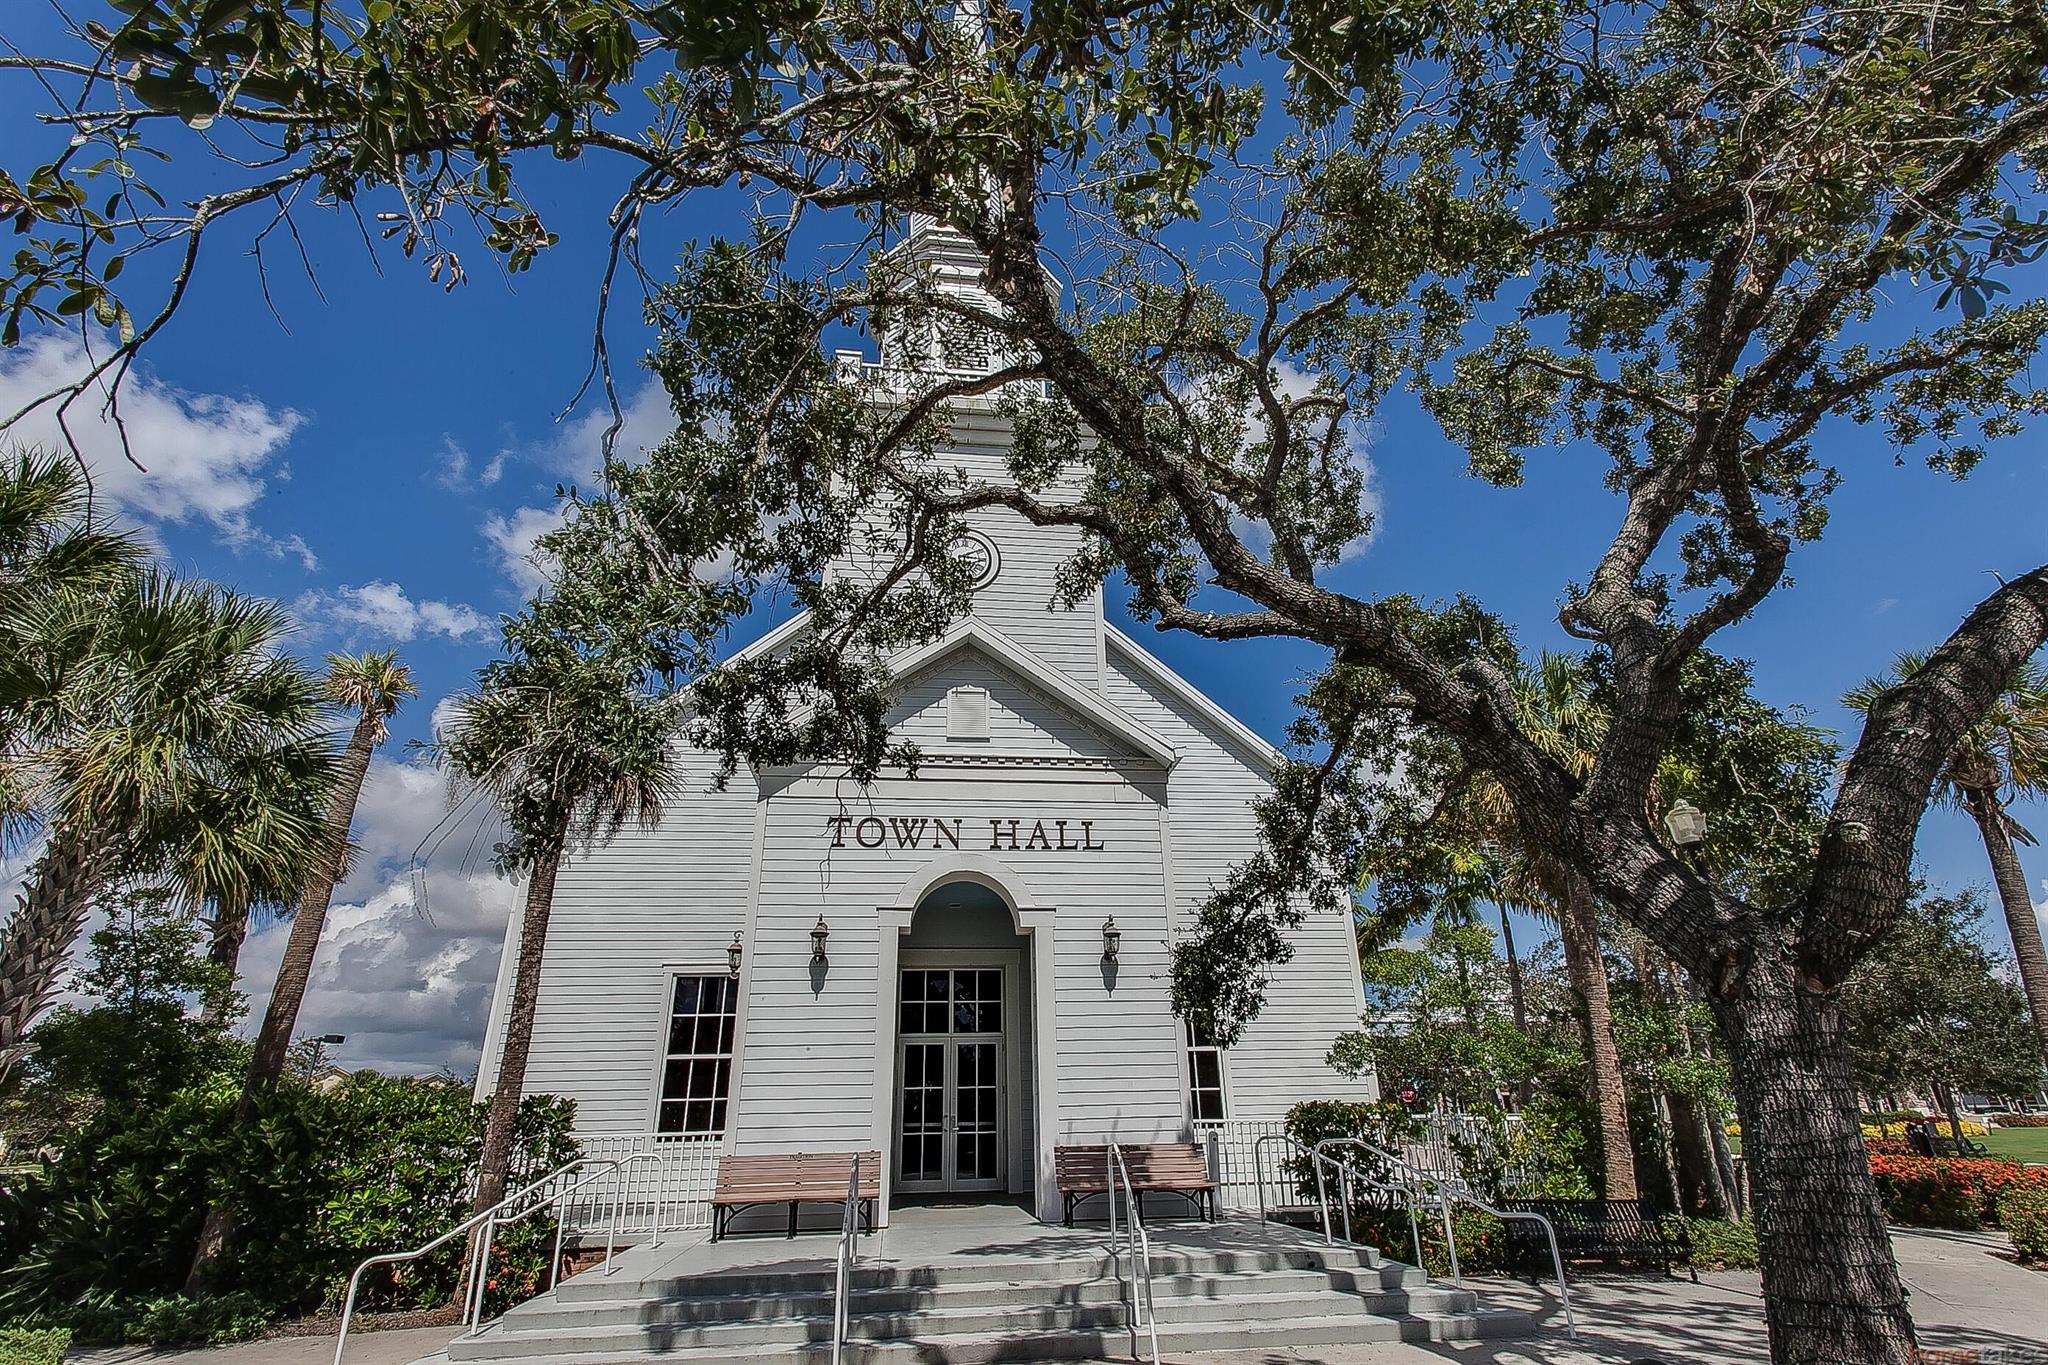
[1866,1155,2048,1230]
[1991,1114,2048,1128]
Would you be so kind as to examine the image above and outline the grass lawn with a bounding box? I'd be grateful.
[1981,1125,2048,1164]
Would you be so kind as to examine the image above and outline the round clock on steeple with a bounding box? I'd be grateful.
[957,529,1001,590]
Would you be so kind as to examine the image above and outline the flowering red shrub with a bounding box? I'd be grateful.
[1867,1155,2048,1229]
[1864,1138,1914,1156]
[1991,1114,2048,1128]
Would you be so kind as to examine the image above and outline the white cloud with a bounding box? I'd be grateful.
[436,438,508,493]
[295,580,495,645]
[234,745,520,1076]
[481,503,568,596]
[545,380,672,480]
[0,333,308,560]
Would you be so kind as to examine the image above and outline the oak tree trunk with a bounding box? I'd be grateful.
[1717,964,1914,1365]
[1963,789,2048,1068]
[1559,867,1639,1200]
[0,821,118,1083]
[473,834,565,1215]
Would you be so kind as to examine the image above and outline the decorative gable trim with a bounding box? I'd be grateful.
[1104,627,1285,772]
[712,610,1180,769]
[891,618,1180,768]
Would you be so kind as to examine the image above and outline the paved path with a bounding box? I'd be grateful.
[66,1231,2045,1365]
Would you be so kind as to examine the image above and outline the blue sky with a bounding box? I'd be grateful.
[2,23,2045,1074]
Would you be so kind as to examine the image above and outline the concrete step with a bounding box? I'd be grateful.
[507,1262,1424,1332]
[437,1304,1534,1365]
[555,1242,1388,1303]
[447,1285,1483,1358]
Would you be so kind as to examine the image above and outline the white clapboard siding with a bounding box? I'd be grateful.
[732,771,1185,1158]
[1103,635,1374,1121]
[481,751,766,1134]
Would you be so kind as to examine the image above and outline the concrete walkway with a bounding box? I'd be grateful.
[65,1230,2046,1365]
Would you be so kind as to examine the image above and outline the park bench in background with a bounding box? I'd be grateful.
[710,1150,880,1240]
[1497,1197,1696,1281]
[1055,1142,1218,1226]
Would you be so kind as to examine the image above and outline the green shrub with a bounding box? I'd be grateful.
[1998,1184,2048,1262]
[1684,1217,1759,1269]
[0,1327,68,1365]
[0,1076,577,1321]
[57,1292,274,1347]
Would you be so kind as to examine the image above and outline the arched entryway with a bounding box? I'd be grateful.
[891,880,1037,1199]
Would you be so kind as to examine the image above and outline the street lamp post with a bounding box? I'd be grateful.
[306,1032,346,1076]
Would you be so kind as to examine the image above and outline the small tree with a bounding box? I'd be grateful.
[1841,886,2043,1134]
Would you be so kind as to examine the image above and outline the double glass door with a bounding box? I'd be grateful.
[896,967,1005,1192]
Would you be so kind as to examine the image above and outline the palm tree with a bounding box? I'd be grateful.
[443,639,679,1211]
[186,653,418,1290]
[0,568,329,1080]
[243,651,417,1092]
[1848,655,2048,1067]
[1463,655,1641,1200]
[0,451,140,841]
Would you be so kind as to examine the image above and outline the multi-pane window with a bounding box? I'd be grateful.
[898,968,1002,1035]
[657,974,737,1135]
[1185,1018,1228,1123]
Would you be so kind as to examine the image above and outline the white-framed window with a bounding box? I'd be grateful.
[657,973,738,1136]
[1185,1019,1228,1123]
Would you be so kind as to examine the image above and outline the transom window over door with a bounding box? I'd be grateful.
[657,974,737,1136]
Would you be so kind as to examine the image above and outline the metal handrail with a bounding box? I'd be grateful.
[1437,1187,1575,1339]
[1314,1137,1435,1271]
[1103,1145,1160,1365]
[829,1152,861,1365]
[1314,1136,1575,1340]
[462,1151,672,1331]
[334,1156,617,1365]
[463,1161,622,1333]
[1250,1133,1332,1242]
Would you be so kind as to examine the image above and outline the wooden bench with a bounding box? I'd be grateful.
[1055,1143,1218,1226]
[711,1150,881,1241]
[1496,1197,1695,1280]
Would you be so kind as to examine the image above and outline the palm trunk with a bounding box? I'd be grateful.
[243,711,381,1097]
[0,821,119,1083]
[1717,964,1914,1364]
[474,829,566,1215]
[1559,867,1639,1200]
[201,894,250,1025]
[1497,904,1532,1108]
[1964,789,2048,1068]
[189,710,387,1293]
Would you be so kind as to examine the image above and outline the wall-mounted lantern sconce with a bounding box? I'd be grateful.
[1664,798,1708,849]
[810,915,831,966]
[1101,916,1121,964]
[727,931,744,979]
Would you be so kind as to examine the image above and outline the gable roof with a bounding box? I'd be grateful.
[715,610,1286,774]
[890,617,1179,768]
[1104,626,1286,770]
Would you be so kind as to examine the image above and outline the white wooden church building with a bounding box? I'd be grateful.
[475,223,1373,1228]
